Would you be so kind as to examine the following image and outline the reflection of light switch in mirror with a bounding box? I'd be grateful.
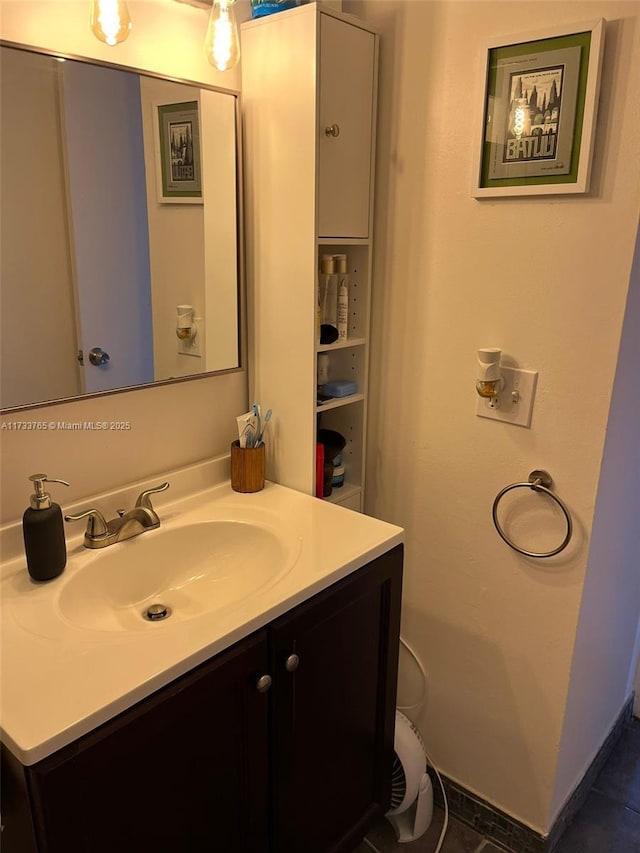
[176,305,202,358]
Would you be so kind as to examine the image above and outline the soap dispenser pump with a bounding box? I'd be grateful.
[23,474,70,581]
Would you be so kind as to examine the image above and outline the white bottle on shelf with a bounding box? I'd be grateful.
[335,253,349,341]
[319,254,338,335]
[317,352,330,390]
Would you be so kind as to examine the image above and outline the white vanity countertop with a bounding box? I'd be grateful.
[0,477,403,766]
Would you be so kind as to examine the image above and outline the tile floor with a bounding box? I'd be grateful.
[352,717,640,853]
[553,716,640,853]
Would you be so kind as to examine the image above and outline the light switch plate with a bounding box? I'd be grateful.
[177,317,203,358]
[476,366,538,427]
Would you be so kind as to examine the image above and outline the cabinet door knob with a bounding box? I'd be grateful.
[285,654,300,672]
[324,124,340,138]
[256,674,272,693]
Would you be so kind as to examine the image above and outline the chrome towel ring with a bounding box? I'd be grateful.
[492,470,573,558]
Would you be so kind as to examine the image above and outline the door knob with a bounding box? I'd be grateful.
[324,124,340,137]
[285,654,299,672]
[88,347,110,366]
[256,674,272,693]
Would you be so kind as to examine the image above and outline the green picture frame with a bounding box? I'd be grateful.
[156,101,203,202]
[472,19,605,198]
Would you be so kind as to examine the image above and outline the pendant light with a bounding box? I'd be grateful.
[204,0,240,71]
[90,0,132,46]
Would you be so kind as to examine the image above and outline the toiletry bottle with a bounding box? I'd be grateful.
[23,474,69,581]
[335,253,349,341]
[317,352,330,395]
[319,254,338,335]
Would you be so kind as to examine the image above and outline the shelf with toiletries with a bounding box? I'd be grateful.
[318,399,365,510]
[243,3,377,512]
[317,243,370,343]
[317,344,366,400]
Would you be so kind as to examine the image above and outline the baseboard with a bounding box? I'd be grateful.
[431,695,634,853]
[431,777,545,853]
[544,694,634,851]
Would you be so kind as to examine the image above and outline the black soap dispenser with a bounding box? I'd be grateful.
[23,474,70,581]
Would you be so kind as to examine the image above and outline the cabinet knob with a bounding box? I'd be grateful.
[285,654,300,672]
[324,124,340,138]
[256,674,272,693]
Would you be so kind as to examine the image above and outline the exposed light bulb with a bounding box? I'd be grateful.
[90,0,132,47]
[205,0,240,72]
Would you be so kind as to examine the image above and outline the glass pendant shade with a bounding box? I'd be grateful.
[205,0,240,71]
[90,0,132,47]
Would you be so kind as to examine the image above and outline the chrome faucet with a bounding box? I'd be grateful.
[65,482,170,549]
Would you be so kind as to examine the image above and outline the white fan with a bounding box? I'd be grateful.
[386,710,433,842]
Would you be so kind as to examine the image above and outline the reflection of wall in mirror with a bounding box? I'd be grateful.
[140,78,239,382]
[140,77,206,381]
[0,49,80,409]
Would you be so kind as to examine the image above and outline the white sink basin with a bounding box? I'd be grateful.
[56,519,297,632]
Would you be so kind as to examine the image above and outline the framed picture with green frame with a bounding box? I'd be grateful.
[472,19,605,198]
[154,100,203,203]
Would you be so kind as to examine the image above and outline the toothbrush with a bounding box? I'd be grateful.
[251,403,261,448]
[256,408,272,445]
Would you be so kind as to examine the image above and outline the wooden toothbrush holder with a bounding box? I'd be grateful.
[230,440,265,493]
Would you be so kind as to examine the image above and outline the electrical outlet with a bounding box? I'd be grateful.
[476,366,538,427]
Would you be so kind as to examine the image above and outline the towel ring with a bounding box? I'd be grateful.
[492,470,573,558]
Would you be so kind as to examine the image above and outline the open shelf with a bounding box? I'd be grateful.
[318,337,366,353]
[316,393,365,413]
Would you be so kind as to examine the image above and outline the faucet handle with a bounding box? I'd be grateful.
[64,509,109,538]
[135,482,170,511]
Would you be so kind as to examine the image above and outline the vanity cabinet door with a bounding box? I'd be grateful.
[318,14,376,239]
[26,631,270,853]
[268,546,403,853]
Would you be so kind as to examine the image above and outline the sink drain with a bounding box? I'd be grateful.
[144,603,171,622]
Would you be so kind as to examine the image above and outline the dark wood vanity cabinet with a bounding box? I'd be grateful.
[270,546,402,853]
[4,632,271,853]
[2,546,402,853]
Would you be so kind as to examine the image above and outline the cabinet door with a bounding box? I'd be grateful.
[269,546,403,853]
[318,15,376,239]
[27,631,270,853]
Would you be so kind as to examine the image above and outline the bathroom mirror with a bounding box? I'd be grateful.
[0,43,241,412]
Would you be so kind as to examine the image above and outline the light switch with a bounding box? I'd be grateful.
[476,366,538,427]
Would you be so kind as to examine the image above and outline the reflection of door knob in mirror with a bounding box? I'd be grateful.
[88,347,110,366]
[325,124,340,137]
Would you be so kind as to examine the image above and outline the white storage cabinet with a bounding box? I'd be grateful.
[242,2,378,511]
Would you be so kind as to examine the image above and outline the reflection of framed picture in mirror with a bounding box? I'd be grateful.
[155,101,203,202]
[472,19,605,198]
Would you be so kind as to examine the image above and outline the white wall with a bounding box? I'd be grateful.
[0,0,250,524]
[346,0,640,835]
[551,219,640,821]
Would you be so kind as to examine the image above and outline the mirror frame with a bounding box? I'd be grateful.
[0,39,246,415]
